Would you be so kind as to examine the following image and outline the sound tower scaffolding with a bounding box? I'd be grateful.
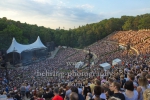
[46,41,55,52]
[85,49,93,79]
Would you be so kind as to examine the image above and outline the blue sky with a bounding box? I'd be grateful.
[0,0,150,30]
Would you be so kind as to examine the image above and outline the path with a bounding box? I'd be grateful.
[104,40,139,56]
[48,47,60,59]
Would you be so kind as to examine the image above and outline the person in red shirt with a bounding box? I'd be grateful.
[52,88,63,100]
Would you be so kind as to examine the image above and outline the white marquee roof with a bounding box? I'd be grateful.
[7,36,47,54]
[113,58,121,63]
[112,58,122,66]
[100,62,110,68]
[99,62,111,70]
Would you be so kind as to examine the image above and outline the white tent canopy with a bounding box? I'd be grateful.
[112,58,122,66]
[7,36,47,54]
[75,61,84,69]
[99,62,111,70]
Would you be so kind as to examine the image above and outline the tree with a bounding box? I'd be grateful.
[122,17,134,30]
[138,15,150,29]
[0,13,150,49]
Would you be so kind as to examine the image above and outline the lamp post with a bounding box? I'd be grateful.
[85,49,93,79]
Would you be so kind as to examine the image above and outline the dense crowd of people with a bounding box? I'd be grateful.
[0,30,150,100]
[108,30,150,55]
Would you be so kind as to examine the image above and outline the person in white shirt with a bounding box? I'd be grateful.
[78,87,82,94]
[123,81,138,100]
[137,77,150,100]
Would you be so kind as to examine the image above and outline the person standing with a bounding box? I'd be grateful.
[25,83,30,98]
[20,83,26,99]
[109,82,125,100]
[52,88,63,100]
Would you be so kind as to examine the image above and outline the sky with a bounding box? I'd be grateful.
[0,0,150,30]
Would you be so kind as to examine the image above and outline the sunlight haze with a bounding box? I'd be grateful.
[0,0,150,30]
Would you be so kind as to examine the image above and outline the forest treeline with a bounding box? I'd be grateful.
[0,13,150,50]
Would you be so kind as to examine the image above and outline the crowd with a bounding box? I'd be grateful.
[107,30,150,55]
[0,30,150,100]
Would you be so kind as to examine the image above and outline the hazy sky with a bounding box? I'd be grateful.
[0,0,150,30]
